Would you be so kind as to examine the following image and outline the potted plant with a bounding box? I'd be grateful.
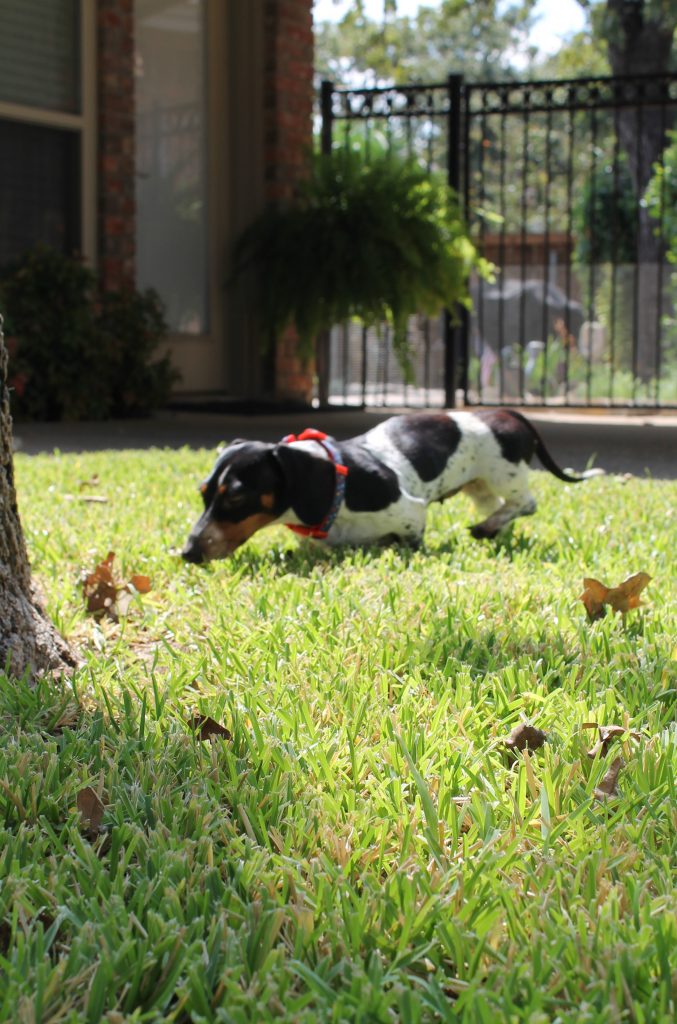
[232,148,491,404]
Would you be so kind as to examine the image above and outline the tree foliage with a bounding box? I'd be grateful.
[315,1,676,85]
[315,0,539,86]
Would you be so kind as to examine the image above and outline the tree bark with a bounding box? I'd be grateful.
[602,2,675,379]
[0,316,75,678]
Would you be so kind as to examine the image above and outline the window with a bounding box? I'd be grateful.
[0,0,80,112]
[0,120,80,266]
[135,0,209,334]
[0,0,93,268]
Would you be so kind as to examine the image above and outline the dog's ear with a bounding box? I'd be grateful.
[200,448,240,502]
[271,444,335,526]
[215,438,245,458]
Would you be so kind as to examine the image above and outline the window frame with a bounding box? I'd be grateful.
[0,2,97,264]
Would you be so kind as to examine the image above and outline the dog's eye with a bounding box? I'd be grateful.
[220,489,245,506]
[217,478,246,504]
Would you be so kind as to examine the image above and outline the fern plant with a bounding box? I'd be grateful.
[232,149,491,376]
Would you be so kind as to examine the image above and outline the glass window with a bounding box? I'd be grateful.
[0,0,81,113]
[0,119,80,268]
[135,0,208,334]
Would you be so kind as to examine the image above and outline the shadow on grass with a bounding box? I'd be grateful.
[428,523,564,565]
[217,535,431,579]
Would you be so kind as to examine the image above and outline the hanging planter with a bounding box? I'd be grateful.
[232,148,492,389]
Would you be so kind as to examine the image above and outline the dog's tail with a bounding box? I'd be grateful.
[510,410,605,483]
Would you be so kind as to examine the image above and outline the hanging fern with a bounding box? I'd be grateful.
[232,149,491,375]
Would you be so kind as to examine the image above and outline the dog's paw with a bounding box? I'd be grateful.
[469,523,499,541]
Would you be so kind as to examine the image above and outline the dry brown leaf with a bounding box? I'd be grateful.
[77,786,105,833]
[505,723,548,752]
[593,756,624,801]
[190,714,232,742]
[82,551,118,617]
[580,572,651,621]
[82,553,152,619]
[606,572,652,613]
[580,578,609,620]
[129,574,152,594]
[583,723,642,759]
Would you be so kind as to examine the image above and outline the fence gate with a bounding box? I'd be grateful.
[321,73,677,409]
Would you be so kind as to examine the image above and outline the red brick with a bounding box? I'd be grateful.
[97,0,135,291]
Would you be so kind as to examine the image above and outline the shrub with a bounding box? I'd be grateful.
[644,129,677,258]
[96,287,177,418]
[645,130,677,373]
[573,157,637,267]
[0,245,178,420]
[232,149,491,376]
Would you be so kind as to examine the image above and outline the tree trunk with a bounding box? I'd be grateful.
[604,1,674,378]
[0,317,75,678]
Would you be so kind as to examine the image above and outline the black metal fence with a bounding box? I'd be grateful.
[320,73,677,409]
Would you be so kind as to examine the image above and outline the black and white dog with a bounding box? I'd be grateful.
[182,409,598,563]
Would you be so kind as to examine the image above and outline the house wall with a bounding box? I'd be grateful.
[93,0,315,403]
[97,0,136,292]
[264,0,315,402]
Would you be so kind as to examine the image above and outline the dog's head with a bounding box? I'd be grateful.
[182,437,339,563]
[181,440,285,562]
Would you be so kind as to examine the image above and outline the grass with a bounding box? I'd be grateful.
[1,445,676,1023]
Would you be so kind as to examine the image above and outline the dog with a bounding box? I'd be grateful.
[181,409,599,563]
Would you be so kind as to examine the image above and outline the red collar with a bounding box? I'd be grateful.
[281,429,348,539]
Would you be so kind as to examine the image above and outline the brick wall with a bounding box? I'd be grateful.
[264,0,315,402]
[97,0,135,291]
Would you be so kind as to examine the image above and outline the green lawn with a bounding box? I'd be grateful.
[2,447,676,1023]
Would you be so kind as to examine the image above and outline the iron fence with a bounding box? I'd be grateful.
[320,73,677,409]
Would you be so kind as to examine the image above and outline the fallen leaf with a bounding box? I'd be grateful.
[82,552,118,616]
[606,572,652,613]
[78,495,108,504]
[583,723,642,759]
[580,578,609,621]
[77,786,105,833]
[580,572,651,621]
[593,756,624,801]
[82,554,152,620]
[129,574,152,594]
[190,714,231,741]
[505,723,548,752]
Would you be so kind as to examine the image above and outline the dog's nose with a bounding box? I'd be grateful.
[181,538,205,564]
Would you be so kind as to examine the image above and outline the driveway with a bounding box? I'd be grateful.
[12,406,677,479]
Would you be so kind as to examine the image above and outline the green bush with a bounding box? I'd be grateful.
[645,130,677,373]
[644,129,677,258]
[573,157,637,267]
[232,149,491,376]
[0,245,178,420]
